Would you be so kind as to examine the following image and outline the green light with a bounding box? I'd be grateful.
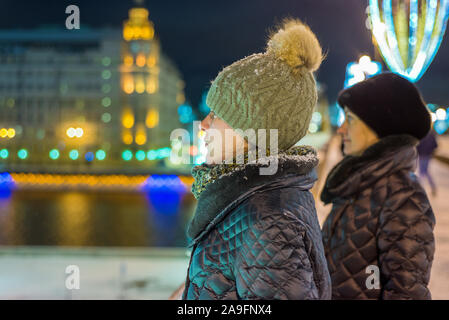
[18,149,28,160]
[136,150,146,161]
[122,150,133,161]
[0,149,8,159]
[49,149,60,160]
[101,113,111,123]
[102,84,111,93]
[102,70,111,80]
[96,149,106,161]
[69,149,79,160]
[147,150,158,160]
[101,97,111,107]
[102,56,111,67]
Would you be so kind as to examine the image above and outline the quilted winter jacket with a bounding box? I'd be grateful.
[321,135,435,300]
[183,148,332,300]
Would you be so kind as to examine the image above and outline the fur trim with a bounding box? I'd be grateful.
[267,19,323,73]
[188,146,319,245]
[321,134,419,204]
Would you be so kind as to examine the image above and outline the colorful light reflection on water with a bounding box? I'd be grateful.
[0,173,195,247]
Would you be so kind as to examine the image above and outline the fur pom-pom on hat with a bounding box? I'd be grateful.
[267,19,323,73]
[205,19,323,151]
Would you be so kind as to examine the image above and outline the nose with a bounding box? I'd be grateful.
[337,120,348,136]
[201,114,211,130]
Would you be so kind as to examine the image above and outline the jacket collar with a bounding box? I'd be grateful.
[187,146,319,247]
[321,134,419,204]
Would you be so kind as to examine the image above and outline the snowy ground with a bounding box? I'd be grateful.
[0,247,190,300]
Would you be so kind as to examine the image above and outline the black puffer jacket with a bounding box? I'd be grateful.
[321,135,435,300]
[183,148,331,300]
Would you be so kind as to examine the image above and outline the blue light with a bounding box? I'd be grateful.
[435,120,448,134]
[49,149,60,160]
[0,172,15,199]
[96,150,106,161]
[69,149,79,160]
[136,150,146,161]
[122,150,133,161]
[428,104,438,112]
[329,103,346,127]
[17,149,28,160]
[142,175,187,246]
[199,91,211,115]
[147,150,158,161]
[159,148,172,159]
[85,152,94,162]
[409,0,419,67]
[178,104,194,124]
[344,58,382,88]
[0,149,8,159]
[141,175,187,217]
[369,0,449,82]
[382,0,405,71]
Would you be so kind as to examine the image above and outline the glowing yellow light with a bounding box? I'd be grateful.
[146,77,158,94]
[123,26,133,41]
[135,124,147,145]
[66,127,76,138]
[198,130,206,138]
[0,128,7,138]
[145,108,159,128]
[136,53,146,67]
[122,76,134,94]
[122,108,135,129]
[135,76,145,94]
[176,93,186,104]
[7,128,15,138]
[147,55,156,67]
[122,131,133,145]
[124,55,133,67]
[141,26,153,40]
[75,128,84,138]
[123,8,155,41]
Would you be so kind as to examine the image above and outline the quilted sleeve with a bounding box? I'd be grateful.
[377,183,435,300]
[234,209,318,300]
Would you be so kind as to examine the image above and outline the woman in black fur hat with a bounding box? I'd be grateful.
[321,72,436,300]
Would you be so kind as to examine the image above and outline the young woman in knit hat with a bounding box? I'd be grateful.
[182,20,332,300]
[321,72,436,300]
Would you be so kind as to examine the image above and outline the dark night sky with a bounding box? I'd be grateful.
[1,0,448,108]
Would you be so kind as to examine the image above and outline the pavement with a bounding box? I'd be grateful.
[0,247,190,300]
[424,159,449,299]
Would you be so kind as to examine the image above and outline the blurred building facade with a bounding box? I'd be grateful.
[0,5,186,174]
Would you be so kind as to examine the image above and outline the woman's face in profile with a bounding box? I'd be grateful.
[338,108,379,156]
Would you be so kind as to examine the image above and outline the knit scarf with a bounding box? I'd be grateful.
[191,145,315,199]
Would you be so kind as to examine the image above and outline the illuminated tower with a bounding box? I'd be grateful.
[121,2,161,153]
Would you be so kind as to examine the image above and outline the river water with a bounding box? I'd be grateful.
[0,186,196,247]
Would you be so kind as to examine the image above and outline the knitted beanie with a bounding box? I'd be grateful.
[206,19,323,151]
[338,72,431,140]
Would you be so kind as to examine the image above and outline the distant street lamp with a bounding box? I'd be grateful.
[345,55,382,88]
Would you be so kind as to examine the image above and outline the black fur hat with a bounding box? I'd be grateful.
[337,72,431,140]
